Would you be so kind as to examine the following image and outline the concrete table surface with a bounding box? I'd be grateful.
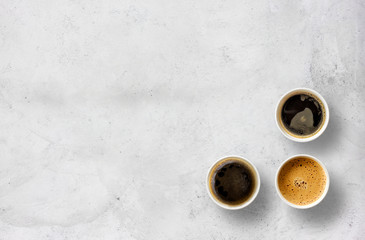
[0,0,364,239]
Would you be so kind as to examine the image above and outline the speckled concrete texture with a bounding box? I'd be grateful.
[0,0,364,239]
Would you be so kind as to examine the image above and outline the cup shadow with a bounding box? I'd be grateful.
[288,99,341,156]
[284,98,344,223]
[216,171,271,225]
[287,170,343,224]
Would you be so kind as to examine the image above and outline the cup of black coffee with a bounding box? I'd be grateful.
[206,156,260,209]
[275,88,329,142]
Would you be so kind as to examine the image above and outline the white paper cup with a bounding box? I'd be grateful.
[275,88,329,142]
[206,156,260,210]
[275,154,330,209]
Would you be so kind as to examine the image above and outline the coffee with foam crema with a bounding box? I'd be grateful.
[277,156,327,206]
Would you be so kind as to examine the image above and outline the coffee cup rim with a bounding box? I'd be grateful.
[206,156,261,210]
[275,88,330,142]
[275,154,330,209]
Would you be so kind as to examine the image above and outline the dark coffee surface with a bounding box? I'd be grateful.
[281,94,323,135]
[212,161,255,205]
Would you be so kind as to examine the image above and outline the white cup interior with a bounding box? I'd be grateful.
[206,156,260,210]
[275,88,329,142]
[275,154,330,209]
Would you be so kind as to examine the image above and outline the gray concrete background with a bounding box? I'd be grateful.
[0,0,364,239]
